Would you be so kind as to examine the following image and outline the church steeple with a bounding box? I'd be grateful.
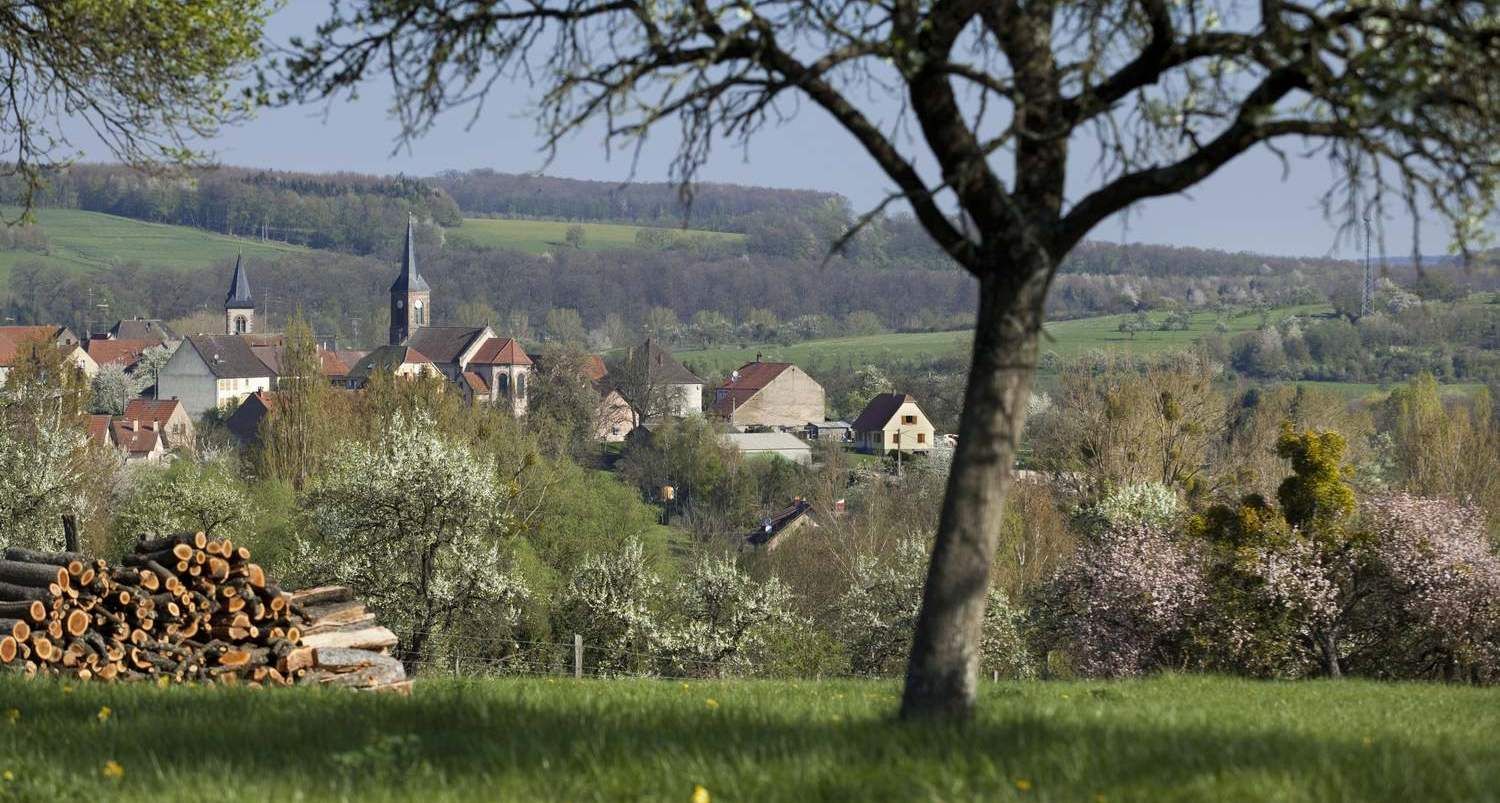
[225,253,255,335]
[389,216,432,345]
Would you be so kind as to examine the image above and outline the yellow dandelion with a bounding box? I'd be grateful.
[705,698,720,710]
[101,760,124,780]
[4,708,17,724]
[156,675,171,689]
[2,770,12,781]
[62,685,73,695]
[97,706,112,723]
[1014,779,1033,792]
[1362,736,1374,748]
[691,784,711,803]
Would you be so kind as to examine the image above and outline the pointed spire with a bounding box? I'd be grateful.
[390,214,431,293]
[225,253,254,310]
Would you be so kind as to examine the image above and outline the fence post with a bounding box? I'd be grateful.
[573,633,583,679]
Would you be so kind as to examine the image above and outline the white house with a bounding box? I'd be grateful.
[157,334,276,419]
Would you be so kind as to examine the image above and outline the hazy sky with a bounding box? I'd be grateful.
[103,2,1466,259]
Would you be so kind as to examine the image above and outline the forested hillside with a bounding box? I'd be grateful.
[2,165,462,256]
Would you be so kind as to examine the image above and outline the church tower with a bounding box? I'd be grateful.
[224,254,255,335]
[389,216,431,345]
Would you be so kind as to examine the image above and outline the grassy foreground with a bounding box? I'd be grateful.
[1,674,1496,802]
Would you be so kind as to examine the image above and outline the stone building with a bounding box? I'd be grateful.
[712,359,825,428]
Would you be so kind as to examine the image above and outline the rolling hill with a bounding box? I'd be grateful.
[0,208,311,282]
[450,217,744,254]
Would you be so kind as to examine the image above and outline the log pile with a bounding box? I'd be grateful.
[0,533,407,692]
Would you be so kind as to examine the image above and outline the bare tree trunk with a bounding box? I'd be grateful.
[901,265,1050,721]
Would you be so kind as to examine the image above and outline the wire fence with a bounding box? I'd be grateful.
[404,634,907,683]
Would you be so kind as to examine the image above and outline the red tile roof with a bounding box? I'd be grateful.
[461,371,488,393]
[85,339,155,368]
[713,361,793,414]
[469,337,533,366]
[122,399,183,426]
[109,420,163,455]
[87,415,112,446]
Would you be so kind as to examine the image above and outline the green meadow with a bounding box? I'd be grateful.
[452,217,744,254]
[0,208,310,282]
[1,674,1495,802]
[676,305,1329,375]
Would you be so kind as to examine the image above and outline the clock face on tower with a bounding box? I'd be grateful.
[396,300,405,309]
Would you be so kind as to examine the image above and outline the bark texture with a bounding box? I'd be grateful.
[901,265,1051,720]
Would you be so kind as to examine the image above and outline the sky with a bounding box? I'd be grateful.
[84,1,1466,259]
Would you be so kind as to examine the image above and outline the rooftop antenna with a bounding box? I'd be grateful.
[1360,214,1374,319]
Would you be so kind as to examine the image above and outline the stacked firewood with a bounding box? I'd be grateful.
[0,533,407,692]
[287,585,408,692]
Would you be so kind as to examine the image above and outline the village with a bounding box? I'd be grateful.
[2,219,948,516]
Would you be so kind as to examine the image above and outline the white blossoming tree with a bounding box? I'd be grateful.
[88,364,135,416]
[300,411,528,673]
[660,553,796,677]
[555,537,667,674]
[110,458,253,554]
[838,537,1033,679]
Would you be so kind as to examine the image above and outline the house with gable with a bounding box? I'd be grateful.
[852,393,936,454]
[122,399,195,452]
[712,358,825,428]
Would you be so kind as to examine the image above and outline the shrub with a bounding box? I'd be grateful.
[1028,524,1205,678]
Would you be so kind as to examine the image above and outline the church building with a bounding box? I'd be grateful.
[385,216,533,415]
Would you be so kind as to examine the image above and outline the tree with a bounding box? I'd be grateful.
[528,344,608,457]
[283,0,1500,719]
[544,307,587,346]
[1,1,271,216]
[564,223,588,249]
[111,459,252,554]
[298,411,528,673]
[256,314,341,488]
[89,364,135,416]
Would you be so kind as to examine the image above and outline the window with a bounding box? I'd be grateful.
[517,373,527,399]
[234,315,248,335]
[413,300,425,326]
[902,414,916,425]
[917,433,927,444]
[892,432,901,444]
[496,373,509,397]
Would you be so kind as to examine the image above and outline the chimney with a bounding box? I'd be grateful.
[149,421,159,432]
[130,419,139,432]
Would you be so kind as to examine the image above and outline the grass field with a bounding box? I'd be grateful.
[453,218,745,254]
[0,208,310,282]
[676,305,1329,375]
[1,674,1495,801]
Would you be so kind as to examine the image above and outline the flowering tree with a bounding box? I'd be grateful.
[555,537,667,674]
[839,537,1033,679]
[88,364,135,416]
[660,552,795,677]
[0,338,100,551]
[1354,493,1500,682]
[1029,523,1205,677]
[299,411,528,673]
[111,459,253,552]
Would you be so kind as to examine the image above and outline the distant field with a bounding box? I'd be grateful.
[676,305,1330,374]
[2,674,1497,801]
[0,208,310,282]
[452,217,744,254]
